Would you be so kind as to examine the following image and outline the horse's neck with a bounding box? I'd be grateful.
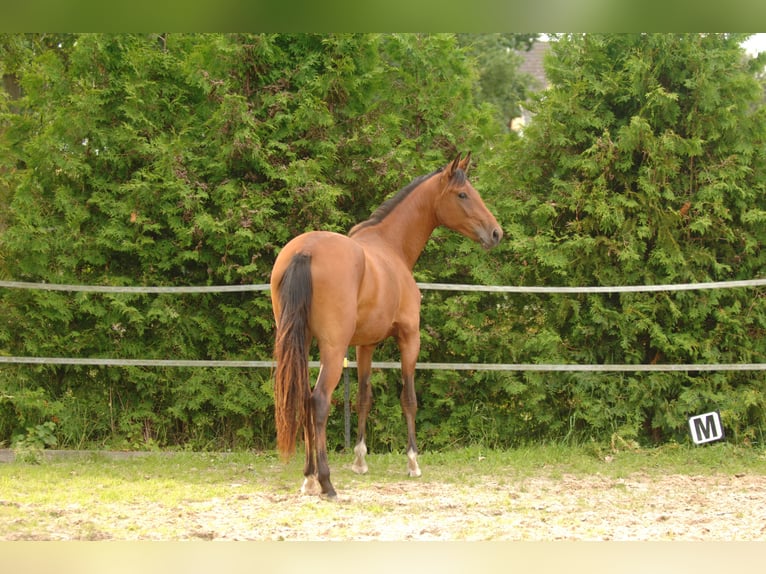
[355,185,439,269]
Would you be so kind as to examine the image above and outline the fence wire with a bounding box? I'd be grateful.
[0,356,764,372]
[2,277,765,294]
[0,277,764,372]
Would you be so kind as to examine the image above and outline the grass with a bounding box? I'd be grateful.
[1,443,765,540]
[3,442,765,498]
[418,441,766,479]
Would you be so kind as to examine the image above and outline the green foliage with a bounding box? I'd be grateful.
[12,421,57,464]
[477,33,766,446]
[0,33,501,451]
[1,33,766,453]
[457,33,539,128]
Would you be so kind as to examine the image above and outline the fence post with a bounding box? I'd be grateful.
[343,356,350,451]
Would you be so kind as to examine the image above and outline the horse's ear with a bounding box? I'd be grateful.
[445,154,461,180]
[458,151,472,173]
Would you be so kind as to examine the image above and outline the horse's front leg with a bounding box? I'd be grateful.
[398,331,422,478]
[352,344,375,475]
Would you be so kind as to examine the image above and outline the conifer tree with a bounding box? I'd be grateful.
[0,33,497,449]
[494,34,766,443]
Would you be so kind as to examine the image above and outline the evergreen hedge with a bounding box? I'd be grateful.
[1,33,765,451]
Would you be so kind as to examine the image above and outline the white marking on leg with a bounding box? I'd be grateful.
[351,440,369,474]
[407,448,422,478]
[300,474,322,495]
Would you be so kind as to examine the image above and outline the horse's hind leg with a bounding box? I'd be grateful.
[310,350,346,498]
[300,415,322,495]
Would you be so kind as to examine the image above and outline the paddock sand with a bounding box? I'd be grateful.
[1,450,764,541]
[150,473,766,541]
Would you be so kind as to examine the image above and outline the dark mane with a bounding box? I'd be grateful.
[349,167,444,236]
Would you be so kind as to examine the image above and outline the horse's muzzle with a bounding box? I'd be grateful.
[479,226,503,249]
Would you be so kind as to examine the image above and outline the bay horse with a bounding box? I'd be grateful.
[270,153,502,498]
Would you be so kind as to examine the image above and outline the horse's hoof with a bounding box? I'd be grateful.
[407,449,422,478]
[300,475,322,496]
[352,441,368,474]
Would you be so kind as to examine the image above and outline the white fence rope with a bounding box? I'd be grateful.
[418,278,766,294]
[0,356,764,372]
[2,277,766,294]
[0,280,270,293]
[0,277,764,372]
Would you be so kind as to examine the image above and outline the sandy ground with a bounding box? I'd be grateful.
[178,473,766,541]
[2,449,765,541]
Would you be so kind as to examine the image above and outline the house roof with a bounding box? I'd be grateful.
[517,41,550,90]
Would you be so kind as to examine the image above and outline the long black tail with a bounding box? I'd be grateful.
[273,253,312,460]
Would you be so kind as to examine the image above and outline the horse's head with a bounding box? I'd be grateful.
[435,153,503,249]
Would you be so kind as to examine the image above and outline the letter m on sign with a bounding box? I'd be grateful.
[688,411,725,445]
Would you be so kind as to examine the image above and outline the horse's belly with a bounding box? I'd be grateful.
[350,259,418,347]
[349,313,397,346]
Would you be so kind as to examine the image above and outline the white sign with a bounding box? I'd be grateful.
[688,411,725,445]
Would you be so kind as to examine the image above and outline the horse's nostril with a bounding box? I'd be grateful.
[492,228,502,244]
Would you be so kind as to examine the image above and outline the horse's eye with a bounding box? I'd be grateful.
[458,192,468,199]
